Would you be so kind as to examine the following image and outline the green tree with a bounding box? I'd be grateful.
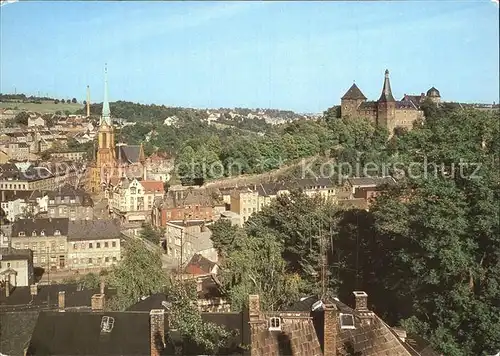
[14,111,29,126]
[107,239,167,311]
[79,272,100,289]
[140,223,162,245]
[71,98,77,103]
[165,279,234,354]
[334,108,500,355]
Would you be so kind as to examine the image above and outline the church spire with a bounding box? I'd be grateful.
[101,63,112,125]
[378,69,395,102]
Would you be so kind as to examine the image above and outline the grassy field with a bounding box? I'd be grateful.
[0,100,83,114]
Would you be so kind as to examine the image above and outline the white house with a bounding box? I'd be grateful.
[0,248,34,287]
[163,115,179,126]
[28,116,46,128]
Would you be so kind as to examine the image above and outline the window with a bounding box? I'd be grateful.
[88,258,93,264]
[96,242,101,248]
[105,257,110,262]
[49,208,55,214]
[73,243,78,249]
[104,242,109,248]
[32,230,37,236]
[112,257,117,262]
[97,257,102,264]
[40,230,45,236]
[18,231,25,237]
[89,243,93,248]
[112,241,116,248]
[54,230,61,236]
[7,262,10,268]
[41,256,46,263]
[268,317,282,331]
[24,244,29,249]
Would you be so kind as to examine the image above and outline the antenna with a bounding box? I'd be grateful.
[86,85,91,118]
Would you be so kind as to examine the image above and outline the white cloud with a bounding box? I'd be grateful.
[0,0,18,7]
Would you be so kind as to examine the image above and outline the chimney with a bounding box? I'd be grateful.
[91,294,105,311]
[58,291,65,311]
[30,284,38,296]
[100,280,105,295]
[323,303,338,356]
[353,291,374,326]
[5,279,10,298]
[196,279,203,293]
[248,294,260,322]
[150,309,165,356]
[353,291,368,311]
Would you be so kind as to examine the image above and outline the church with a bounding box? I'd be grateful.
[340,69,441,134]
[87,66,146,194]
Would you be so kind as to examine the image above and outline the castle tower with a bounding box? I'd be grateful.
[377,69,396,134]
[341,82,367,118]
[426,87,441,104]
[96,64,116,185]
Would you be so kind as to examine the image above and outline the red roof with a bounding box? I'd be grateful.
[140,180,164,193]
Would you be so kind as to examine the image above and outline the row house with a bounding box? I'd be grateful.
[50,151,87,161]
[0,163,78,192]
[229,179,337,225]
[66,220,122,271]
[9,218,121,271]
[11,218,69,270]
[108,178,164,223]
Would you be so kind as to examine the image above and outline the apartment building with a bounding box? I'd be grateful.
[163,220,215,266]
[109,178,164,223]
[151,186,218,228]
[10,218,122,271]
[66,220,121,270]
[11,218,69,270]
[46,185,94,221]
[50,151,87,161]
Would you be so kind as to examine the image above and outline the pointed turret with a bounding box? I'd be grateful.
[101,63,112,126]
[378,69,395,102]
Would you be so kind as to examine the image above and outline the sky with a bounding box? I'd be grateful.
[0,1,498,113]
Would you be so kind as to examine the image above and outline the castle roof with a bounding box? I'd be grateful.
[426,87,440,97]
[341,83,367,100]
[359,101,377,109]
[378,69,396,102]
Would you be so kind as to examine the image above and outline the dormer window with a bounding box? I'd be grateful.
[339,313,356,330]
[32,231,37,237]
[54,229,61,236]
[268,317,282,331]
[40,230,45,236]
[18,231,25,237]
[130,187,137,194]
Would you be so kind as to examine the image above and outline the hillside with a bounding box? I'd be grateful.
[0,100,83,114]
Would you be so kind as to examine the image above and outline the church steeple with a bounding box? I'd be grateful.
[101,63,112,126]
[378,69,395,102]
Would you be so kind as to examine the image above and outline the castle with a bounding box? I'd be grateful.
[340,69,441,134]
[87,66,146,194]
